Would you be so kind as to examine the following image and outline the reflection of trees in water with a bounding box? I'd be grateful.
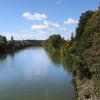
[8,52,15,59]
[8,48,25,59]
[0,55,7,63]
[0,54,7,70]
[45,48,62,65]
[62,57,74,73]
[0,49,21,62]
[45,48,74,73]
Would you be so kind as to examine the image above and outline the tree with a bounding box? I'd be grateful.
[75,10,94,42]
[44,34,65,50]
[71,32,74,42]
[2,36,7,43]
[0,35,7,43]
[11,36,14,41]
[74,10,94,55]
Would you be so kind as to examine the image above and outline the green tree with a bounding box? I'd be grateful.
[44,34,65,50]
[75,10,94,42]
[11,36,14,41]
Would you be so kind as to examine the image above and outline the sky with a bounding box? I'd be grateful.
[0,0,98,40]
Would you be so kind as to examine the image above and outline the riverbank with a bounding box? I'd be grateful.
[74,76,100,100]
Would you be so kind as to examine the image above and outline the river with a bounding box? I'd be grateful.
[0,47,75,100]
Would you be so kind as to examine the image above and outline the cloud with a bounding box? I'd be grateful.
[31,20,60,30]
[56,0,62,4]
[31,24,46,30]
[22,12,47,20]
[64,18,78,25]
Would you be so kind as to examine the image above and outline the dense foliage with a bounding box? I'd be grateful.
[44,9,100,99]
[43,34,66,51]
[67,10,100,99]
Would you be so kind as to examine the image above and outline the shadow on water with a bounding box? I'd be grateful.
[45,48,62,65]
[0,55,7,63]
[0,46,37,61]
[44,48,76,99]
[44,48,74,73]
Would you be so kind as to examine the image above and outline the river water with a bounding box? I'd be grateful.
[0,47,75,100]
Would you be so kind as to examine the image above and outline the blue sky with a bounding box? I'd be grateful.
[0,0,98,40]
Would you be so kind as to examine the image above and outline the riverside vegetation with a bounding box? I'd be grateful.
[0,5,100,100]
[43,7,100,100]
[0,36,42,54]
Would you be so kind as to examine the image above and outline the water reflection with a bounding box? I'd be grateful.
[0,47,75,100]
[0,55,7,63]
[45,48,74,73]
[24,49,49,80]
[8,52,15,59]
[45,48,62,65]
[0,55,8,71]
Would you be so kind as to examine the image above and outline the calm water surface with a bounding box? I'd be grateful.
[0,47,75,100]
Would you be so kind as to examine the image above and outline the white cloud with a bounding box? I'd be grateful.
[22,12,47,20]
[31,24,46,30]
[64,18,78,25]
[31,20,60,30]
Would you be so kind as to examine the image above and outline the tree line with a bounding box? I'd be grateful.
[0,36,43,54]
